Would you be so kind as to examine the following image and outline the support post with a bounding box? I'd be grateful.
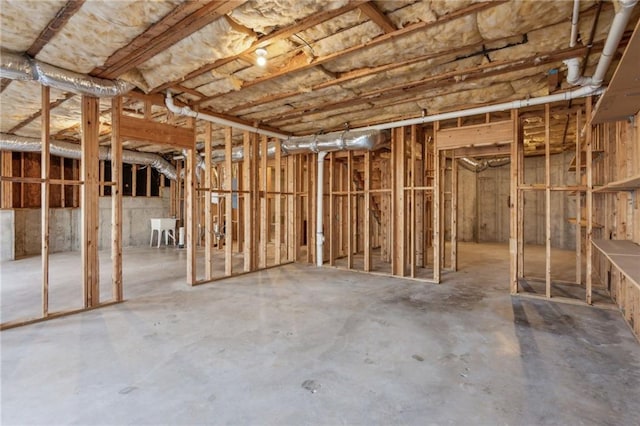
[274,139,282,265]
[586,97,593,305]
[316,151,328,266]
[545,103,552,298]
[575,109,582,285]
[510,109,520,294]
[204,122,213,279]
[41,85,50,315]
[451,146,458,272]
[242,131,253,272]
[433,122,441,283]
[81,96,100,307]
[111,96,123,301]
[185,122,197,285]
[259,135,268,268]
[225,127,233,276]
[364,151,372,272]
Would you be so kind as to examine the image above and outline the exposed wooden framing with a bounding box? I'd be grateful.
[111,96,123,302]
[28,0,85,56]
[575,110,582,285]
[264,41,609,127]
[364,151,372,272]
[146,166,151,197]
[8,94,75,134]
[545,104,552,298]
[251,134,260,269]
[225,127,233,276]
[286,154,295,262]
[94,1,245,79]
[41,86,50,316]
[410,126,417,277]
[1,151,13,208]
[510,109,520,294]
[307,154,316,264]
[433,122,441,283]
[157,1,367,94]
[517,114,525,279]
[81,96,100,308]
[259,135,268,269]
[242,131,252,271]
[229,2,505,94]
[131,164,137,197]
[586,97,593,305]
[451,145,458,272]
[330,153,337,266]
[274,139,282,265]
[186,118,197,285]
[205,122,214,279]
[99,160,105,196]
[358,2,396,33]
[119,115,195,149]
[438,120,513,150]
[347,151,353,269]
[393,127,406,276]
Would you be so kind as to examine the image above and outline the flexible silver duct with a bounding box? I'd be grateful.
[0,51,133,97]
[0,133,177,180]
[199,129,390,165]
[458,157,510,173]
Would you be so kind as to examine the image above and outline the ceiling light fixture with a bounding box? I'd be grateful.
[255,48,267,67]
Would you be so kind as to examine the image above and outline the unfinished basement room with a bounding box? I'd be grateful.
[1,0,640,424]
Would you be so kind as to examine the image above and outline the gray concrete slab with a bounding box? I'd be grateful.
[1,243,639,425]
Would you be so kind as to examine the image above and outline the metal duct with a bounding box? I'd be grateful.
[0,133,177,180]
[0,51,133,97]
[457,157,510,173]
[199,129,390,165]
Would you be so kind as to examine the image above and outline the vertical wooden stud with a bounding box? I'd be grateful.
[242,131,252,271]
[225,127,233,276]
[81,96,100,307]
[347,151,353,269]
[545,103,552,298]
[274,139,282,265]
[185,120,197,285]
[204,122,213,279]
[41,85,50,315]
[510,109,520,294]
[433,122,441,283]
[575,110,582,285]
[451,146,458,272]
[586,97,593,305]
[364,151,372,272]
[111,96,123,301]
[259,135,268,268]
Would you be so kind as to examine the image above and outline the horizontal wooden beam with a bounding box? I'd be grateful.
[358,2,396,34]
[438,120,513,150]
[453,144,512,158]
[8,93,75,134]
[26,0,85,57]
[94,0,245,79]
[120,115,195,149]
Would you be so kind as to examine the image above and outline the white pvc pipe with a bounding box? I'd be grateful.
[316,151,328,267]
[590,0,637,87]
[564,0,637,87]
[165,92,288,140]
[361,85,603,132]
[570,0,581,48]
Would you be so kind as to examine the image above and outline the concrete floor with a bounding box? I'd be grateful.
[1,243,639,425]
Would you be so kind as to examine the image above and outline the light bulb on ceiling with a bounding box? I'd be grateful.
[255,48,267,67]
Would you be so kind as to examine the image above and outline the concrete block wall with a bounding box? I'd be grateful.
[4,188,171,260]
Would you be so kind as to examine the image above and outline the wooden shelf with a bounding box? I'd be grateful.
[591,239,640,289]
[593,174,640,192]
